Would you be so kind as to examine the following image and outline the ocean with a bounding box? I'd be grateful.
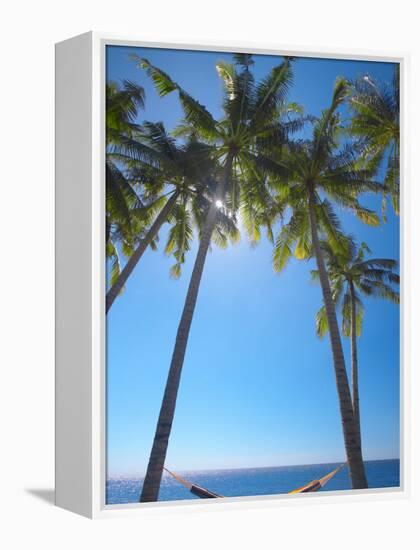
[106,458,400,504]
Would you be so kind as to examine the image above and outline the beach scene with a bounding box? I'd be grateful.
[106,45,400,504]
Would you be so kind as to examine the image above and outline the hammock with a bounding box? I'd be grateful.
[164,463,345,499]
[164,468,223,499]
[288,463,345,494]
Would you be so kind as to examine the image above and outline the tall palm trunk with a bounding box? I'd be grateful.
[106,190,180,313]
[307,185,368,489]
[140,157,233,503]
[349,280,362,450]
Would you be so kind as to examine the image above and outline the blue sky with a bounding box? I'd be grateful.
[106,46,399,476]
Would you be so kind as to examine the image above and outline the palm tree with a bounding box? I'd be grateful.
[313,241,399,450]
[136,54,301,502]
[270,78,385,489]
[348,66,400,216]
[106,122,218,311]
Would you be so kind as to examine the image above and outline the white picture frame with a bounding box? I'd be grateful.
[55,31,409,519]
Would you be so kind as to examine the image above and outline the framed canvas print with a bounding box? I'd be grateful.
[55,32,408,518]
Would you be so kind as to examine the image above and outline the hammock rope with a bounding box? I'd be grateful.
[164,463,346,499]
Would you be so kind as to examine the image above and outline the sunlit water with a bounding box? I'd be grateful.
[106,459,399,504]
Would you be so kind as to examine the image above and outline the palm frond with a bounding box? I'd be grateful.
[138,57,219,140]
[273,209,306,272]
[164,203,194,278]
[252,58,294,126]
[315,306,329,339]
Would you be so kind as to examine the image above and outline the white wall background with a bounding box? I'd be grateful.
[1,1,419,547]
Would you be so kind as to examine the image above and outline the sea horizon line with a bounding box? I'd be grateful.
[107,457,400,479]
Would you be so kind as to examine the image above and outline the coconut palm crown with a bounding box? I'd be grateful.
[271,78,383,273]
[313,241,399,339]
[136,54,305,221]
[348,66,400,216]
[106,120,240,310]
